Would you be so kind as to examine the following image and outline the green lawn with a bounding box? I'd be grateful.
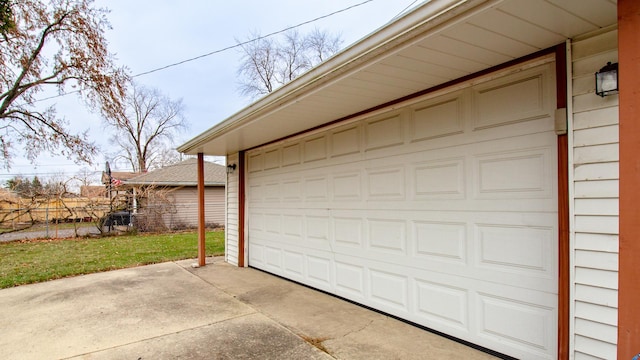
[0,231,225,289]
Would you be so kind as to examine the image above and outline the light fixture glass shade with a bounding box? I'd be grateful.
[595,62,618,97]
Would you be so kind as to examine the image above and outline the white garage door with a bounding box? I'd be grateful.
[246,62,558,359]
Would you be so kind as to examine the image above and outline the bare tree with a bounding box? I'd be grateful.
[306,28,342,63]
[0,0,129,168]
[278,30,310,83]
[103,82,187,172]
[236,28,342,99]
[237,31,279,97]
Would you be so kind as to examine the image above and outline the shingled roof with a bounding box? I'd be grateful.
[124,159,226,186]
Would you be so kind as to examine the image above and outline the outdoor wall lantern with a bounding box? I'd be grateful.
[595,62,618,97]
[226,163,237,174]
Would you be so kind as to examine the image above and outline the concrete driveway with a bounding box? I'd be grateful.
[0,257,498,360]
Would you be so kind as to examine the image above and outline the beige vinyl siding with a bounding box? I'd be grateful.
[225,153,239,266]
[163,187,225,228]
[570,28,619,360]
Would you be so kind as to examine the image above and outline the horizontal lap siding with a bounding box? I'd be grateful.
[226,153,239,266]
[163,187,225,228]
[570,29,619,359]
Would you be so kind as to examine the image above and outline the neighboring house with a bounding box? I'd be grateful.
[80,186,106,198]
[125,159,226,230]
[178,1,637,359]
[101,170,140,210]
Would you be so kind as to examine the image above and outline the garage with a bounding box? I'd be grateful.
[178,0,632,357]
[245,60,558,359]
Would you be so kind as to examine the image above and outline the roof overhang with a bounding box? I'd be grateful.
[178,0,617,156]
[124,181,224,187]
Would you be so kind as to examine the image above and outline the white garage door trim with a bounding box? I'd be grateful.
[246,57,559,360]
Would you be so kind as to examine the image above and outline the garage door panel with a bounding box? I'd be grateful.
[413,220,468,265]
[474,223,555,277]
[409,92,465,142]
[333,216,364,248]
[335,261,366,300]
[248,113,555,182]
[366,166,406,200]
[472,65,552,130]
[306,254,334,291]
[364,111,405,151]
[249,243,265,267]
[367,218,407,254]
[412,158,466,199]
[331,124,361,157]
[369,269,410,312]
[251,207,557,292]
[332,171,363,201]
[475,285,557,359]
[414,277,470,332]
[283,250,305,280]
[247,62,557,359]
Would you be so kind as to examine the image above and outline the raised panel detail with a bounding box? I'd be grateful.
[265,214,280,234]
[411,97,463,141]
[414,221,466,262]
[365,114,403,150]
[415,279,468,329]
[249,212,264,231]
[370,270,408,310]
[306,216,330,242]
[335,217,363,247]
[474,73,548,129]
[476,149,550,198]
[283,250,304,277]
[335,262,364,296]
[265,246,282,269]
[478,294,554,353]
[248,153,264,173]
[333,172,361,201]
[263,182,280,202]
[304,177,328,201]
[369,219,406,253]
[248,183,262,203]
[282,215,302,237]
[249,243,264,264]
[367,167,405,200]
[332,126,360,156]
[304,136,327,162]
[264,149,280,170]
[307,256,331,286]
[282,179,301,201]
[477,224,552,273]
[414,159,465,199]
[282,144,301,166]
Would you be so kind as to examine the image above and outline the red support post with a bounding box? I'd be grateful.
[197,153,206,267]
[618,0,640,357]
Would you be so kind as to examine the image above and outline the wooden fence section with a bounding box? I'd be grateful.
[0,197,111,227]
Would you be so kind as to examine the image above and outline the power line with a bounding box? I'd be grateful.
[134,0,374,77]
[0,171,102,177]
[23,0,375,105]
[388,0,420,22]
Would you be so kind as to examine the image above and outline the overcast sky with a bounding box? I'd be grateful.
[0,0,422,185]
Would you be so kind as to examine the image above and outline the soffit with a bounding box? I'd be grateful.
[178,0,617,156]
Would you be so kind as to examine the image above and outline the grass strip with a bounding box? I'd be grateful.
[0,230,225,288]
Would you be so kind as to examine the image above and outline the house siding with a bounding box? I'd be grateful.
[225,153,239,266]
[570,28,619,360]
[163,187,225,228]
